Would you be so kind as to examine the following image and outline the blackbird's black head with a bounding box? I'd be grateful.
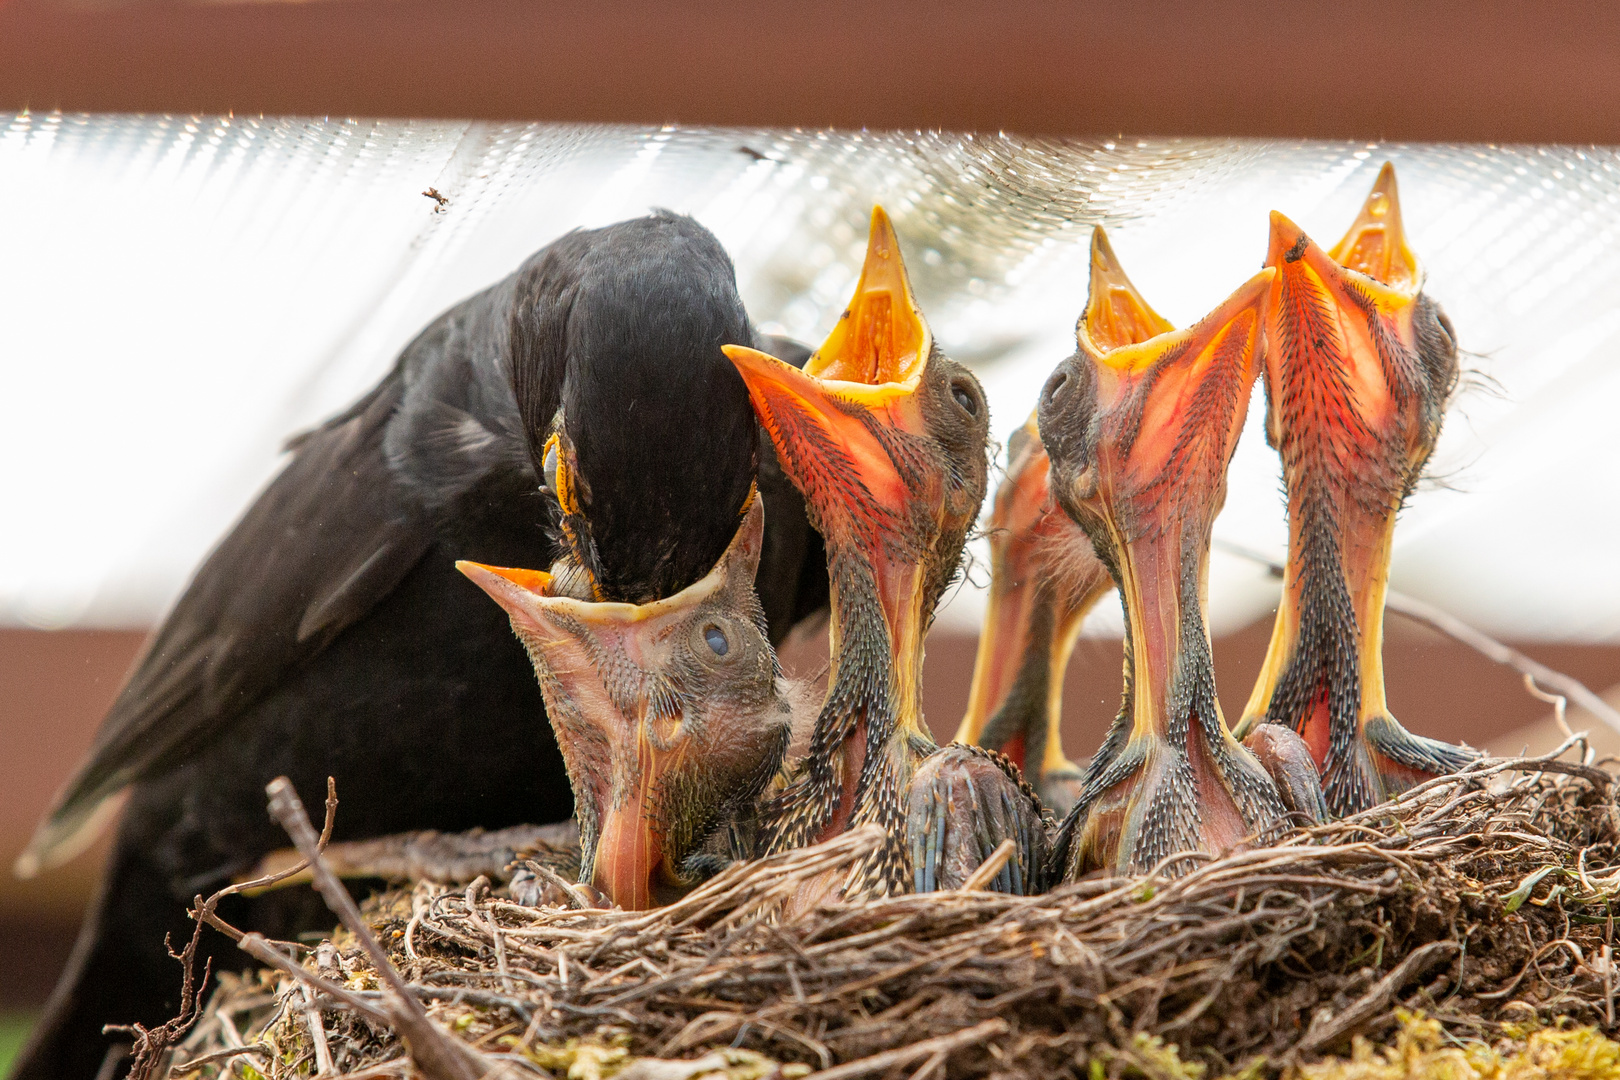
[512,211,760,604]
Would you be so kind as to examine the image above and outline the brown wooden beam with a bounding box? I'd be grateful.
[1,0,1618,144]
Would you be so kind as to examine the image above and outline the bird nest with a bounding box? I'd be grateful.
[151,739,1620,1080]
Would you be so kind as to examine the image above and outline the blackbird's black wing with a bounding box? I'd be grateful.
[22,366,435,872]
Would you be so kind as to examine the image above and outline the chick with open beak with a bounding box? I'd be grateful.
[1233,164,1477,816]
[457,496,794,910]
[725,208,1046,898]
[955,230,1184,815]
[1039,232,1311,879]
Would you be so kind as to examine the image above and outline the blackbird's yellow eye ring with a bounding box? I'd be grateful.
[541,433,561,494]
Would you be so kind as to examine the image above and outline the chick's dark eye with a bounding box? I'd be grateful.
[1436,310,1457,348]
[703,625,729,656]
[951,381,977,416]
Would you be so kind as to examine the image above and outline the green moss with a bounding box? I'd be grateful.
[1296,1012,1620,1080]
[0,1015,33,1079]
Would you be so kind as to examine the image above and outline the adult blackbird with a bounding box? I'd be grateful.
[12,212,825,1080]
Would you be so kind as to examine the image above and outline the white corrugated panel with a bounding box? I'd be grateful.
[1,116,1615,641]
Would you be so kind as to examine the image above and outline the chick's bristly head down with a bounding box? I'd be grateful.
[458,496,791,911]
[1038,230,1296,879]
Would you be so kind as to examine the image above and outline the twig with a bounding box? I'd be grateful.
[196,777,341,943]
[168,1042,273,1075]
[263,776,494,1080]
[1294,941,1460,1054]
[959,840,1016,892]
[1215,538,1620,736]
[301,981,335,1076]
[1525,674,1575,740]
[522,860,596,911]
[808,1019,1010,1080]
[186,756,1619,1078]
[237,935,393,1026]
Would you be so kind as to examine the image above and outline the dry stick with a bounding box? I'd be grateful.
[1215,539,1620,737]
[197,763,1616,1075]
[166,1043,273,1075]
[300,981,336,1076]
[959,840,1016,892]
[196,777,342,943]
[1295,940,1461,1055]
[237,935,393,1026]
[262,776,494,1080]
[97,779,341,1080]
[522,861,596,911]
[808,1018,1010,1080]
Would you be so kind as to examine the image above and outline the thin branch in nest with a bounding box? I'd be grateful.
[518,859,595,910]
[195,776,342,943]
[106,777,341,1080]
[810,1018,1010,1080]
[183,747,1620,1078]
[960,840,1016,891]
[1293,940,1461,1056]
[1215,537,1620,737]
[260,775,505,1080]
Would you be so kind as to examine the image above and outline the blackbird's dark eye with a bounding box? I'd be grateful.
[951,380,978,416]
[703,624,729,656]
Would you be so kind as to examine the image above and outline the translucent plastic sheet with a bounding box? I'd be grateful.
[2,115,1617,640]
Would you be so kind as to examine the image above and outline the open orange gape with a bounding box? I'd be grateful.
[1036,229,1321,879]
[726,208,1046,898]
[1234,164,1478,817]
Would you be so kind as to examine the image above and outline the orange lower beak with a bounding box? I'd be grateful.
[723,343,936,652]
[589,748,673,910]
[724,344,920,558]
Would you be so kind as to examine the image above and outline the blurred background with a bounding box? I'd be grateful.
[5,1,1620,1071]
